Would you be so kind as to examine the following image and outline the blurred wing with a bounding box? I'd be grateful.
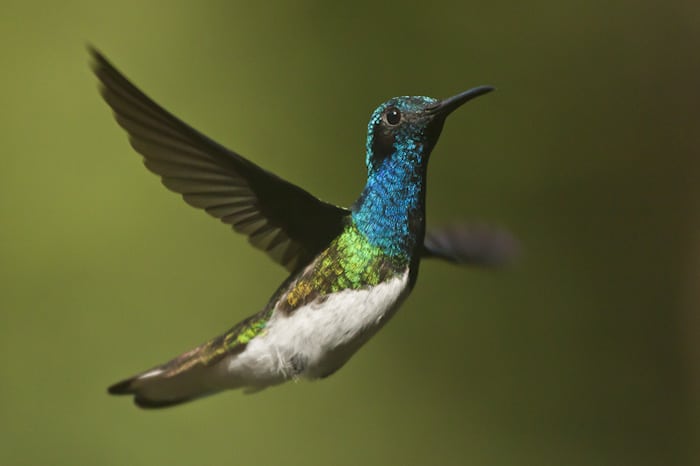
[422,223,519,266]
[91,48,349,272]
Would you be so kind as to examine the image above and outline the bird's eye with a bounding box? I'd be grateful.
[385,107,401,125]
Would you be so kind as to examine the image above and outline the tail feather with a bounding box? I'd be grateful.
[107,338,242,408]
[107,363,223,409]
[107,377,137,396]
[133,395,201,409]
[106,311,267,408]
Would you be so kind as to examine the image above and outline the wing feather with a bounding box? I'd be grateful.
[91,48,349,271]
[422,223,518,266]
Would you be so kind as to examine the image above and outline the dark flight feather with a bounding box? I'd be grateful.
[91,48,349,272]
[423,223,519,266]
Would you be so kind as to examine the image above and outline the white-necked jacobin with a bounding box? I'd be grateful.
[91,48,515,408]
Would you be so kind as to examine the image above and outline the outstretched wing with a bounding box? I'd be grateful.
[422,223,518,266]
[91,48,349,272]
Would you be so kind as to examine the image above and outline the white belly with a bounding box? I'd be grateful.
[221,270,410,389]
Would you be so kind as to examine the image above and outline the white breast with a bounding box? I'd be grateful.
[223,270,410,389]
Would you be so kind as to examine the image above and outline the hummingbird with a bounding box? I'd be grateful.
[91,48,515,408]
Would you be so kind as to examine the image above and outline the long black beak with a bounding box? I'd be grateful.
[429,85,495,116]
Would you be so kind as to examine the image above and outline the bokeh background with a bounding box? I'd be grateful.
[1,1,698,465]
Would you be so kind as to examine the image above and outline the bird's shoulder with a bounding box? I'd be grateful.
[273,222,409,314]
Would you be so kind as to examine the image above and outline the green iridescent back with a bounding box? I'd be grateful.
[280,221,409,312]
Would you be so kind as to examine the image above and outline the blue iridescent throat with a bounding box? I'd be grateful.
[351,140,429,258]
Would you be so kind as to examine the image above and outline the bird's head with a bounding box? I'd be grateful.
[364,86,494,173]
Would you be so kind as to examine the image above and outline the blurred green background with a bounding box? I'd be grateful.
[1,1,698,465]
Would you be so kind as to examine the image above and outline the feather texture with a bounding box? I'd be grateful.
[91,48,349,272]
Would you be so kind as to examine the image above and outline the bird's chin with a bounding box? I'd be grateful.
[425,119,446,146]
